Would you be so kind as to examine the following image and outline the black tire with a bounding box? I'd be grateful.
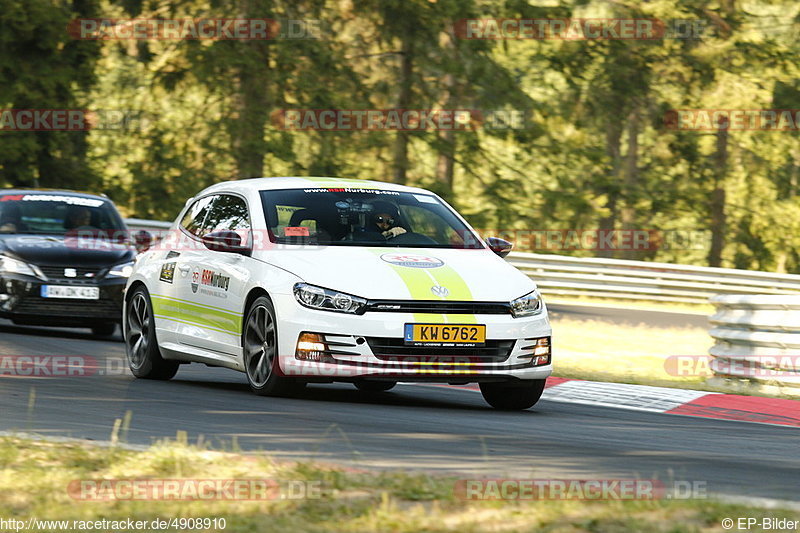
[354,380,396,392]
[91,323,117,337]
[479,379,546,410]
[242,295,304,397]
[124,286,179,380]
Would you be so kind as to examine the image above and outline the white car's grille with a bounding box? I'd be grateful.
[365,337,514,363]
[365,300,511,314]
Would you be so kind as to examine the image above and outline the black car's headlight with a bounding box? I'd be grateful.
[510,290,543,318]
[293,283,367,314]
[106,260,135,278]
[0,254,42,279]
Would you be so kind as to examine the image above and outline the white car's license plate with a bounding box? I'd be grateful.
[404,323,486,346]
[40,285,100,300]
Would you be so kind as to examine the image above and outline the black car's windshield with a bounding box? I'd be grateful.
[260,188,483,248]
[0,193,125,235]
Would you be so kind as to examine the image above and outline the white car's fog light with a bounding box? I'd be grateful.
[296,332,327,361]
[533,337,550,356]
[523,337,551,366]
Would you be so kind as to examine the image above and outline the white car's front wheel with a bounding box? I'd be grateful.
[479,379,546,410]
[125,287,179,380]
[243,295,303,397]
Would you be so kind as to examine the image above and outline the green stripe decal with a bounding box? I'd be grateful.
[153,315,235,336]
[151,295,241,335]
[426,265,476,324]
[371,249,476,324]
[390,264,443,322]
[151,293,235,314]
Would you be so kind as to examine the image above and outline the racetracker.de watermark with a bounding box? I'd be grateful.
[455,18,705,40]
[0,109,149,131]
[0,355,127,377]
[664,355,800,378]
[68,18,321,40]
[67,479,322,501]
[475,229,710,251]
[271,109,526,131]
[665,109,800,131]
[454,479,707,500]
[276,355,550,378]
[63,228,710,253]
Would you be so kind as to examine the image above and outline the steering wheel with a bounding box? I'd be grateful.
[387,231,438,245]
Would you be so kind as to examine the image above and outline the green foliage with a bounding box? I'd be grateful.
[1,0,799,271]
[0,0,101,189]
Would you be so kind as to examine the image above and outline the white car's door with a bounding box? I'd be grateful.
[172,193,253,357]
[147,195,215,347]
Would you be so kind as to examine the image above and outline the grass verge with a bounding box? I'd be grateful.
[1,436,798,532]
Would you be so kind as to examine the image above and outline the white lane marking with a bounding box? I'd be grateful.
[541,381,713,413]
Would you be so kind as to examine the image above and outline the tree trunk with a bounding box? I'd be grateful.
[620,108,640,259]
[708,116,729,267]
[435,72,456,195]
[230,0,271,178]
[598,120,624,258]
[788,149,799,197]
[392,35,413,185]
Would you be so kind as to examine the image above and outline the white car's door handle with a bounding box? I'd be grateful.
[178,265,191,273]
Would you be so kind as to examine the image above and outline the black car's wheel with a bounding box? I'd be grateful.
[91,323,117,338]
[479,379,546,410]
[354,380,396,392]
[125,287,179,380]
[242,295,303,396]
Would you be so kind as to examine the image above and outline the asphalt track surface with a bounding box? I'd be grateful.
[1,313,798,503]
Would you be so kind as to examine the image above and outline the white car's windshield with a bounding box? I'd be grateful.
[0,193,125,235]
[260,188,484,248]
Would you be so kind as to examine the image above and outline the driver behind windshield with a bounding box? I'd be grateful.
[0,204,27,233]
[371,201,407,240]
[64,206,94,230]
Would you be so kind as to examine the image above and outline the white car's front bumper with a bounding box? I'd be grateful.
[272,293,553,382]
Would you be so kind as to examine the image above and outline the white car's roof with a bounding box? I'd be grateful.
[199,177,434,196]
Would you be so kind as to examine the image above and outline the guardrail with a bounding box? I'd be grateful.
[709,295,800,388]
[124,218,800,304]
[508,252,800,304]
[125,218,172,231]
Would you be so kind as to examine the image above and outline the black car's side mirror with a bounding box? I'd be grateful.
[133,230,154,252]
[202,230,252,256]
[486,237,513,258]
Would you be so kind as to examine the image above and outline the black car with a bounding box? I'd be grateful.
[0,189,135,336]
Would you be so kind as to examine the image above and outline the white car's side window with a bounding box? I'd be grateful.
[204,195,250,232]
[180,196,216,237]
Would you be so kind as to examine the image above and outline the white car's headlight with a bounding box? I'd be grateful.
[107,260,135,278]
[0,255,40,278]
[510,290,543,318]
[293,283,367,314]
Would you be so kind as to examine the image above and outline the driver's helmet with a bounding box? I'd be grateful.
[370,201,400,229]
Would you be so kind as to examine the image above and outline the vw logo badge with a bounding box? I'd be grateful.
[431,285,449,297]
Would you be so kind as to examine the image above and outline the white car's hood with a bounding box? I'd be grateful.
[255,247,536,301]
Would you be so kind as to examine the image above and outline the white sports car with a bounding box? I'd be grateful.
[123,177,552,409]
